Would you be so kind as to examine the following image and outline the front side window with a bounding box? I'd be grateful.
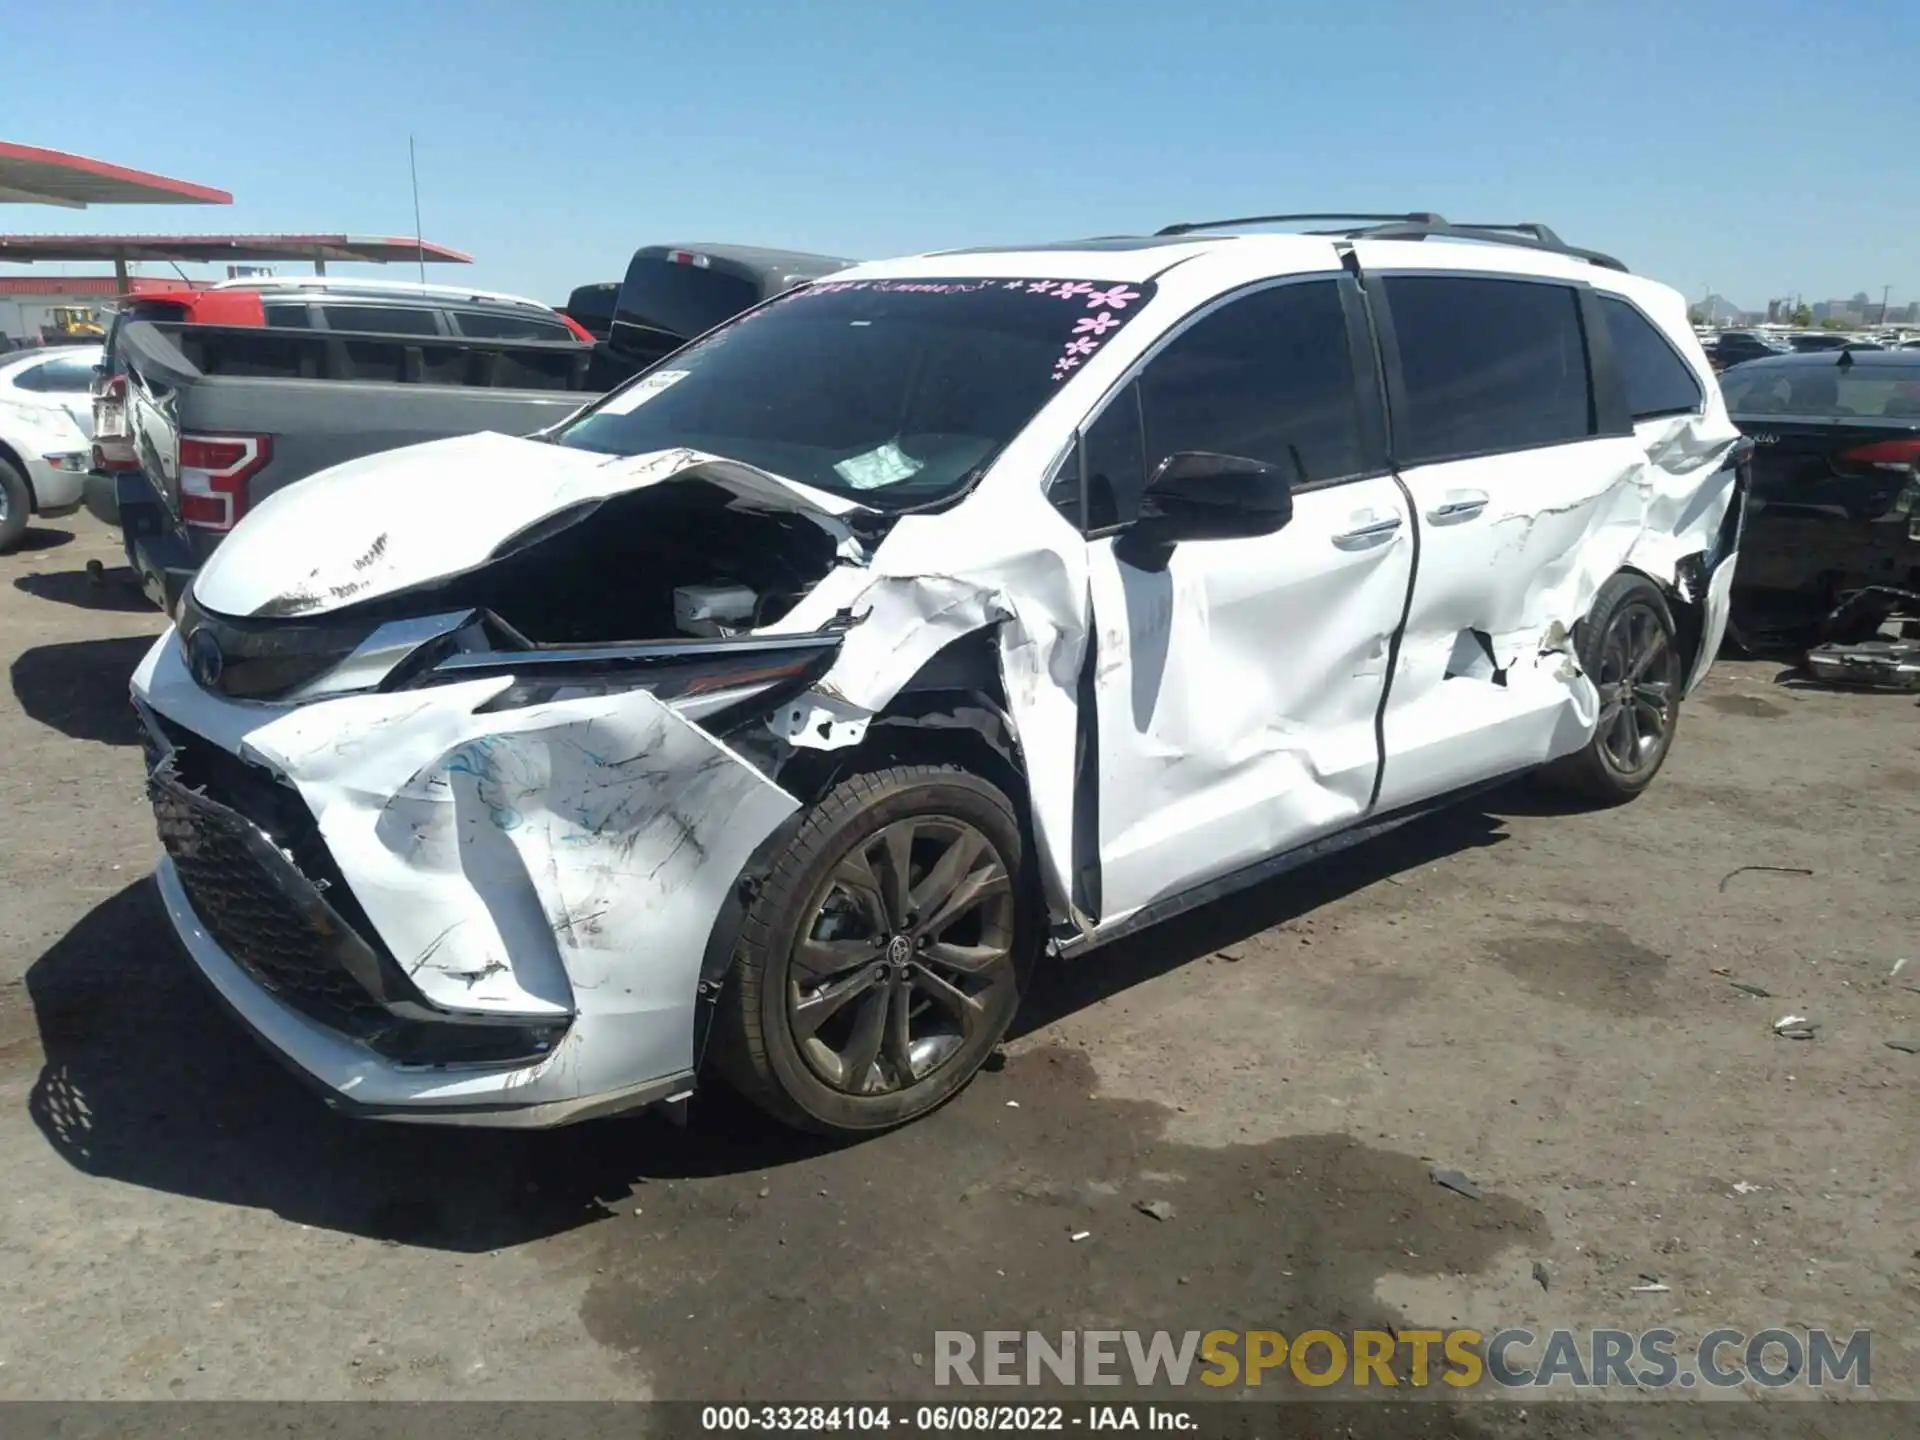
[560,277,1157,510]
[1385,276,1594,462]
[1601,296,1703,420]
[1050,380,1147,530]
[1050,279,1367,531]
[1137,278,1366,486]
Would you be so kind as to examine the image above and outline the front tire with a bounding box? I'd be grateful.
[712,765,1034,1136]
[0,458,31,552]
[1544,572,1683,802]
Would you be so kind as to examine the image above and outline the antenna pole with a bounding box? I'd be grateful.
[409,135,426,284]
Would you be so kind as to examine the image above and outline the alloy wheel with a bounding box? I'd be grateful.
[788,816,1017,1096]
[1593,599,1680,777]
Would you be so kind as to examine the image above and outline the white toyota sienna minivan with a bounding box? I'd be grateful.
[131,214,1747,1136]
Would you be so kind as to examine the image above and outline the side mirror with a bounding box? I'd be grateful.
[1115,451,1293,568]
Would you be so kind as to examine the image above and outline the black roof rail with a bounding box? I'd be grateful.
[1357,219,1628,272]
[1156,212,1445,236]
[1155,212,1628,272]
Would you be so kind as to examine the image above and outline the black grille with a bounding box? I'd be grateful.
[175,589,376,700]
[149,772,393,1038]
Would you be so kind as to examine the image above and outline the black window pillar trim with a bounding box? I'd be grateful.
[1334,263,1392,476]
[1576,285,1633,437]
[1354,265,1413,469]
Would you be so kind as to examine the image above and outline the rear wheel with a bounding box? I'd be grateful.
[0,458,31,552]
[711,765,1033,1135]
[1544,572,1684,802]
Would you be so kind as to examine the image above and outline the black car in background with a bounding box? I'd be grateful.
[1719,349,1920,633]
[1788,332,1882,354]
[1705,331,1783,371]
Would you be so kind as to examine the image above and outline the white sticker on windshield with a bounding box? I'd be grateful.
[597,369,689,416]
[833,441,925,491]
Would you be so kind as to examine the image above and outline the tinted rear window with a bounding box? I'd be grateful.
[1601,297,1702,420]
[1721,363,1920,419]
[319,305,441,336]
[121,299,190,322]
[263,303,312,328]
[1385,276,1594,462]
[12,356,96,392]
[453,309,573,341]
[612,258,760,351]
[564,283,618,336]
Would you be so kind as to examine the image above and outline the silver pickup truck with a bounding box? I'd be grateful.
[94,316,601,613]
[92,249,855,612]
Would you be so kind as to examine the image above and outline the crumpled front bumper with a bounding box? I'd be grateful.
[132,629,800,1126]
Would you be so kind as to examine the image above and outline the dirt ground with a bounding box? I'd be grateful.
[0,513,1914,1428]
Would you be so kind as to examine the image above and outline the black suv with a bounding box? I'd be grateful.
[609,244,853,367]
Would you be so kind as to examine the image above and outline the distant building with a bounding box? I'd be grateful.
[0,274,208,346]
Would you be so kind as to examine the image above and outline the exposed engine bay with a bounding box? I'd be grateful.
[398,480,849,645]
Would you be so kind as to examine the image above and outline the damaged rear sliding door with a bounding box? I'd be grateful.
[1358,263,1649,807]
[1072,276,1412,927]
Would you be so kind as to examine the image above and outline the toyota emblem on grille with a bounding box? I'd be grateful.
[187,628,225,689]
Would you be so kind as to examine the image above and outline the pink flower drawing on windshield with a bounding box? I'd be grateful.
[1045,285,1149,379]
[797,275,1152,385]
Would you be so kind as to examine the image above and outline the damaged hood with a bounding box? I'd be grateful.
[192,431,873,620]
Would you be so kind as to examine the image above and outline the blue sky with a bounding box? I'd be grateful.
[6,0,1917,311]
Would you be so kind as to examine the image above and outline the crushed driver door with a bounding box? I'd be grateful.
[1068,272,1416,929]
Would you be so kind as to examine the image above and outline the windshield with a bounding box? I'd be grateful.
[558,276,1157,509]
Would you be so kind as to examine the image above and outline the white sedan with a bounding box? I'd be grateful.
[0,344,99,550]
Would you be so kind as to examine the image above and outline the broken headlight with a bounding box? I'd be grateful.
[421,631,845,722]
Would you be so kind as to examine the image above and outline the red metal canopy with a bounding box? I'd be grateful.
[0,142,232,208]
[0,275,212,297]
[0,233,471,265]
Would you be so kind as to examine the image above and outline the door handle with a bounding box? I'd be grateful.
[1332,514,1404,548]
[1427,490,1490,523]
